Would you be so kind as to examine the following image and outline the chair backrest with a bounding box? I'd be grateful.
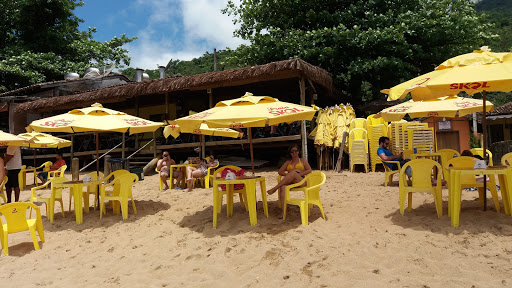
[114,173,139,197]
[85,171,104,182]
[0,202,41,234]
[42,161,53,171]
[55,165,67,177]
[304,172,326,194]
[501,152,512,166]
[349,118,367,130]
[349,128,368,153]
[1,176,7,190]
[21,165,26,170]
[214,166,242,178]
[438,149,461,179]
[401,159,442,188]
[102,169,130,183]
[470,148,493,165]
[367,114,386,126]
[50,177,68,198]
[445,156,480,184]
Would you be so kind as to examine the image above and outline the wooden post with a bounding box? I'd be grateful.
[72,157,79,181]
[70,135,74,163]
[104,155,111,179]
[335,132,348,172]
[153,131,157,158]
[208,89,213,108]
[300,77,308,161]
[122,132,126,158]
[165,92,169,119]
[249,128,255,176]
[201,135,206,159]
[135,97,139,149]
[482,90,488,211]
[213,48,217,72]
[96,131,100,208]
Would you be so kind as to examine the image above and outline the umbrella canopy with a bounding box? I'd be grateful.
[387,48,512,101]
[175,92,316,130]
[163,121,243,139]
[28,103,162,134]
[377,96,494,122]
[17,132,71,148]
[0,131,29,146]
[175,92,316,174]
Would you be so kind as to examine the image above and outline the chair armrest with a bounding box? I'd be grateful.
[285,175,309,191]
[383,160,401,170]
[31,181,51,191]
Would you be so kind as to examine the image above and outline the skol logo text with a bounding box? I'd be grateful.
[450,82,491,90]
[268,107,304,116]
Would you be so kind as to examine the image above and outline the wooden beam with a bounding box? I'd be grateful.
[300,77,308,161]
[157,135,301,150]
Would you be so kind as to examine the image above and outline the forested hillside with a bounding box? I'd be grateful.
[476,0,512,52]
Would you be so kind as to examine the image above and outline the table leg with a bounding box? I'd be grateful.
[169,167,175,189]
[246,181,257,226]
[73,184,83,224]
[227,184,234,217]
[452,171,462,228]
[213,184,219,228]
[499,170,512,216]
[259,179,268,218]
[448,169,454,217]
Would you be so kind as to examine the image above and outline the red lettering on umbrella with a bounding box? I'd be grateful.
[124,119,151,126]
[188,112,214,120]
[450,82,491,90]
[387,106,411,113]
[40,119,73,127]
[407,78,431,89]
[268,107,304,116]
[427,112,439,116]
[455,101,481,109]
[230,122,244,128]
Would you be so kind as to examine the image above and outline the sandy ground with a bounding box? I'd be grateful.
[1,169,512,287]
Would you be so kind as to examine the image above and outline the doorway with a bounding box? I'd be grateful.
[436,131,460,151]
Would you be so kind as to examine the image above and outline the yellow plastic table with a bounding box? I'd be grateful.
[169,164,196,188]
[212,176,268,228]
[448,166,512,228]
[19,167,37,189]
[411,152,442,161]
[54,180,100,224]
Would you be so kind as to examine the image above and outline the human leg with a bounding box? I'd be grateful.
[173,170,184,189]
[160,171,170,190]
[6,187,12,203]
[267,172,303,195]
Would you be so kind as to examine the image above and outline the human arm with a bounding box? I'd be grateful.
[156,159,164,170]
[277,160,290,176]
[377,148,403,161]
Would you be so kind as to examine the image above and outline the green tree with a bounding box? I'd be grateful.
[0,0,136,92]
[223,0,494,106]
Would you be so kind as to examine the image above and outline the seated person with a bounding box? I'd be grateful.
[37,153,66,184]
[185,158,217,191]
[267,144,312,215]
[377,137,409,175]
[157,151,184,190]
[207,154,219,164]
[460,150,488,183]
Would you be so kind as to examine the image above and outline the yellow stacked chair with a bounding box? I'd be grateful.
[0,202,45,255]
[100,173,138,220]
[348,128,368,172]
[501,152,512,166]
[399,159,443,217]
[349,118,367,130]
[445,156,501,214]
[212,166,247,218]
[68,171,104,212]
[30,177,68,222]
[0,176,7,204]
[283,171,326,225]
[368,123,387,172]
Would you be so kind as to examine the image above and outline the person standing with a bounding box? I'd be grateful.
[4,145,22,202]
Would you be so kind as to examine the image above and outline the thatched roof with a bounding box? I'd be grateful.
[487,101,512,116]
[15,58,332,113]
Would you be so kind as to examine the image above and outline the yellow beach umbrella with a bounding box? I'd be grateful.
[387,48,512,101]
[0,131,29,146]
[28,103,163,189]
[175,92,316,174]
[176,93,316,130]
[18,132,71,148]
[377,96,494,122]
[163,121,243,139]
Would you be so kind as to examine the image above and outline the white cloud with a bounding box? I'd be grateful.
[125,0,248,70]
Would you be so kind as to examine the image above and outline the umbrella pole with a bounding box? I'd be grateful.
[248,128,255,176]
[33,149,36,167]
[96,131,100,210]
[482,91,488,211]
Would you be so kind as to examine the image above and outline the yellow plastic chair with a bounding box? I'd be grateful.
[283,171,326,225]
[0,176,7,204]
[213,166,247,214]
[155,167,165,191]
[99,170,130,212]
[399,159,443,217]
[100,173,138,220]
[349,118,367,130]
[349,128,368,172]
[437,149,460,180]
[382,160,401,187]
[200,161,219,189]
[21,161,52,189]
[501,152,512,166]
[470,148,493,165]
[47,165,67,181]
[445,156,501,213]
[68,171,104,212]
[0,202,45,255]
[30,177,67,222]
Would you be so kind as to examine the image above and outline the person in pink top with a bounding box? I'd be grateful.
[37,152,66,184]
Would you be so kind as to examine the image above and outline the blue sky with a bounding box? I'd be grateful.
[75,0,247,70]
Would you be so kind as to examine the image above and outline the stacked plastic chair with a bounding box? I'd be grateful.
[367,114,388,172]
[349,128,368,172]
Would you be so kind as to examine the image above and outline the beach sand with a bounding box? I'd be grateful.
[1,169,512,287]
